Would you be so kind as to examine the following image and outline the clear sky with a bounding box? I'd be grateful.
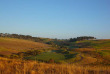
[0,0,110,39]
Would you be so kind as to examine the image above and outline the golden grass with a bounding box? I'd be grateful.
[74,48,96,52]
[0,37,53,55]
[79,56,97,65]
[0,57,110,74]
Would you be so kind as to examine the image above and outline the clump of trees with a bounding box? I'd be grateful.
[69,36,96,42]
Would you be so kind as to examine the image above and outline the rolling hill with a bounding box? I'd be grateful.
[0,37,54,56]
[0,37,110,65]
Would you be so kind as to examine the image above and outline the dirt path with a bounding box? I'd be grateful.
[79,54,83,61]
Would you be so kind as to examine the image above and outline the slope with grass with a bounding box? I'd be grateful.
[67,39,110,65]
[0,37,54,56]
[75,39,110,49]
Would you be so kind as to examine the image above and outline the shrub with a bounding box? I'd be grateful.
[48,58,54,63]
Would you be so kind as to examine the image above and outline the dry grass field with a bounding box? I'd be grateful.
[0,37,52,55]
[0,57,110,74]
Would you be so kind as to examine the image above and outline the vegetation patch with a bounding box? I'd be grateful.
[25,52,65,62]
[98,50,110,56]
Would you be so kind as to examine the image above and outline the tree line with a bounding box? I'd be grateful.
[69,36,96,42]
[0,33,96,43]
[0,33,43,42]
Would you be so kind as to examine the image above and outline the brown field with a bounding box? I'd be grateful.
[0,37,52,55]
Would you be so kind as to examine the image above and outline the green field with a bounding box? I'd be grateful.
[98,50,110,56]
[25,52,65,62]
[75,40,110,49]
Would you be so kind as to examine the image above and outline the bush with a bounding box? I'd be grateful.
[48,59,54,63]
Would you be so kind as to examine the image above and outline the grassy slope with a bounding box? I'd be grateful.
[0,37,53,55]
[66,40,110,65]
[76,39,110,49]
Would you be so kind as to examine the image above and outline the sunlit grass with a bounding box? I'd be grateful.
[0,37,53,55]
[0,57,110,74]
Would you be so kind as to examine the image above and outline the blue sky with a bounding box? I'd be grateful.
[0,0,110,39]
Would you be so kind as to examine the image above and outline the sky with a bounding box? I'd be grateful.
[0,0,110,39]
